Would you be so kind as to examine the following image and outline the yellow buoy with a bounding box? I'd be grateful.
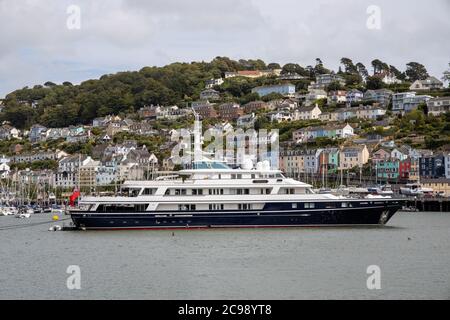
[52,215,60,221]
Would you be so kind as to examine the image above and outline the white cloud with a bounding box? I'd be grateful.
[0,0,449,97]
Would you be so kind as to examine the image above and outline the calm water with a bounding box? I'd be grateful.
[0,212,449,300]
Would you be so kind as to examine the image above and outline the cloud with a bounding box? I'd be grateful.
[0,0,449,97]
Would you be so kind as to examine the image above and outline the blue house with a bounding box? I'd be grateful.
[419,154,445,178]
[252,83,296,97]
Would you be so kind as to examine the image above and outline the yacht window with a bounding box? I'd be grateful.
[143,188,156,195]
[304,203,315,209]
[237,189,250,195]
[238,204,252,210]
[192,189,203,195]
[292,203,298,209]
[175,189,187,196]
[178,204,196,211]
[341,202,348,208]
[209,204,224,210]
[121,188,141,197]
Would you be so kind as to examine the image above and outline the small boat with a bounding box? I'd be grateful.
[367,185,394,196]
[16,212,31,219]
[400,183,433,196]
[1,206,18,216]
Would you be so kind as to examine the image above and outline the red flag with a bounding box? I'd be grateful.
[69,189,81,207]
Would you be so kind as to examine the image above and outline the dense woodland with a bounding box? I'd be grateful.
[1,57,448,130]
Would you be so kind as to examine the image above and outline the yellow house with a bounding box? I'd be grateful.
[339,145,369,170]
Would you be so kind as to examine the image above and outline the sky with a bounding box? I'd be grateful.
[0,0,449,97]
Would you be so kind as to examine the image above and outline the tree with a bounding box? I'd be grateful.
[356,62,369,79]
[388,65,405,81]
[405,62,429,81]
[366,76,385,90]
[267,63,281,70]
[340,58,357,74]
[371,59,389,75]
[44,81,57,87]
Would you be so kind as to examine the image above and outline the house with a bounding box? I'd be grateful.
[305,89,327,106]
[279,149,323,177]
[200,89,220,101]
[318,112,339,122]
[54,154,90,188]
[217,103,243,121]
[427,97,450,116]
[0,124,20,140]
[251,83,296,97]
[354,105,386,120]
[318,148,340,174]
[237,113,257,129]
[92,115,120,127]
[308,73,346,90]
[363,89,393,107]
[327,90,347,104]
[409,76,444,91]
[79,157,100,189]
[419,154,446,179]
[421,178,450,196]
[29,124,47,143]
[205,78,224,89]
[335,108,357,121]
[96,156,119,186]
[376,160,399,180]
[269,110,293,123]
[392,92,432,114]
[372,148,391,161]
[243,101,268,113]
[398,159,413,181]
[156,106,191,120]
[346,89,364,106]
[339,145,369,170]
[296,105,322,120]
[293,124,354,142]
[193,102,217,119]
[391,146,410,161]
[379,72,402,85]
[137,106,160,120]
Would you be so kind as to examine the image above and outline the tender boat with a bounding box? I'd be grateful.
[69,159,404,230]
[400,183,433,196]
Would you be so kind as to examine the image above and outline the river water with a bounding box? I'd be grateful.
[0,212,449,300]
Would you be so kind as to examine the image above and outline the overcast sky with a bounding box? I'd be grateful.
[0,0,449,97]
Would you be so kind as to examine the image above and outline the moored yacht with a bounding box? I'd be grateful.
[70,159,403,230]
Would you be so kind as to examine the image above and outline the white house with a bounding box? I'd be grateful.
[409,76,444,91]
[296,105,322,120]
